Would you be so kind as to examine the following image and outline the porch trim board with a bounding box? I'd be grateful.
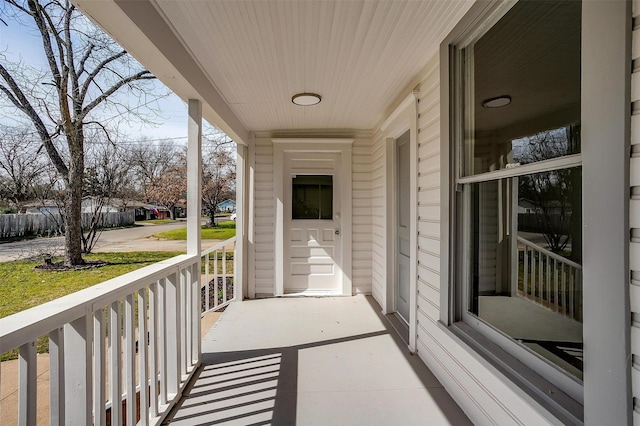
[272,139,354,296]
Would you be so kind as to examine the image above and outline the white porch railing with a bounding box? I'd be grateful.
[0,235,237,425]
[518,236,582,321]
[201,236,237,314]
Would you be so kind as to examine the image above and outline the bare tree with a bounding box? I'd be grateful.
[146,149,186,220]
[202,135,235,226]
[0,0,157,265]
[515,125,581,255]
[81,133,135,253]
[129,138,177,203]
[0,126,51,211]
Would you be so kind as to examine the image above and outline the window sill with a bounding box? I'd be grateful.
[436,320,584,425]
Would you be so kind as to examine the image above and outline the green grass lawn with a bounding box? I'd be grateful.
[153,221,236,240]
[0,251,181,319]
[0,251,182,360]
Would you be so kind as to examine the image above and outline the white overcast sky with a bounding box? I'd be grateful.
[0,11,197,144]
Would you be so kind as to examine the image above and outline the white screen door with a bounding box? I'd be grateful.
[284,152,342,294]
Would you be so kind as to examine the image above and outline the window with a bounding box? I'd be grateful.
[451,0,583,398]
[292,175,333,220]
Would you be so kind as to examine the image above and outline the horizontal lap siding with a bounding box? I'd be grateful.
[352,137,373,294]
[253,138,275,295]
[416,59,442,327]
[632,2,640,423]
[412,54,551,424]
[371,137,386,305]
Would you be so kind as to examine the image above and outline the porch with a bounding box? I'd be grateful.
[164,295,470,425]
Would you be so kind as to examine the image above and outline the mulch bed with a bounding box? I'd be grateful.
[34,259,109,271]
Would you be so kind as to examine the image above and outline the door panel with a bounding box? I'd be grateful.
[284,152,342,293]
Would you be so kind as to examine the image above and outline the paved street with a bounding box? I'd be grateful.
[0,221,191,262]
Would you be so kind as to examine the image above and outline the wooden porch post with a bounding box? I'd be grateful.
[187,99,202,256]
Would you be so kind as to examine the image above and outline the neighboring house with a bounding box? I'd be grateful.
[5,1,635,424]
[217,199,235,212]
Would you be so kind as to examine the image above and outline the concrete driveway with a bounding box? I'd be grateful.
[0,221,198,262]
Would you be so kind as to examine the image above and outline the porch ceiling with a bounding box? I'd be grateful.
[73,0,473,139]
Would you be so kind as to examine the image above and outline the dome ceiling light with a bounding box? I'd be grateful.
[292,93,322,106]
[481,95,511,108]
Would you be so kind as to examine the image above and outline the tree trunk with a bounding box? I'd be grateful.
[64,133,85,266]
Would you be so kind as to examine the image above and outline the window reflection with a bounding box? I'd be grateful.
[292,175,333,220]
[468,166,583,379]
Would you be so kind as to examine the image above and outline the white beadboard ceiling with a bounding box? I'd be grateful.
[147,0,473,132]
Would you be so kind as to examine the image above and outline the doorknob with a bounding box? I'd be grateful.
[335,229,340,236]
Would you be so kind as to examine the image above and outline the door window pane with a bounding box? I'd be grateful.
[292,175,333,220]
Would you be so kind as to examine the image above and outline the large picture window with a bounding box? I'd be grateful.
[452,0,583,397]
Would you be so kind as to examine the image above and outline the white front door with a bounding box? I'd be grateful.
[284,152,342,294]
[396,134,411,322]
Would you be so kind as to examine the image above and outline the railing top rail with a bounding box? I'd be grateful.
[517,236,582,270]
[201,236,237,257]
[0,254,199,353]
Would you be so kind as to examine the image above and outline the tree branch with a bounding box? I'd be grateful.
[79,50,126,102]
[0,62,69,178]
[80,70,154,120]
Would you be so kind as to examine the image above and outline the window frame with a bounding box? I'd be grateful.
[439,0,632,422]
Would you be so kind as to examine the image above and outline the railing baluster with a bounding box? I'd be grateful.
[166,272,180,398]
[545,255,551,308]
[93,309,106,426]
[185,267,192,372]
[138,289,149,425]
[523,246,528,297]
[205,253,210,312]
[124,294,135,426]
[561,264,567,316]
[537,251,542,301]
[180,269,187,378]
[569,269,575,319]
[191,263,201,364]
[64,314,92,425]
[49,328,65,426]
[554,259,559,312]
[158,278,168,405]
[109,301,121,426]
[223,246,228,303]
[149,281,159,417]
[531,250,536,300]
[18,340,36,426]
[214,252,219,308]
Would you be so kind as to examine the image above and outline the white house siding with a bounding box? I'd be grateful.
[371,136,386,304]
[351,138,374,294]
[250,136,372,296]
[252,137,276,296]
[630,1,640,422]
[408,55,554,424]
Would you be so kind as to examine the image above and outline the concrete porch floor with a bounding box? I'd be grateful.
[164,295,471,425]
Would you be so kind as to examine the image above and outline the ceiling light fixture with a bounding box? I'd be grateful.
[482,95,511,108]
[292,93,322,106]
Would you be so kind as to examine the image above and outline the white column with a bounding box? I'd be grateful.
[187,99,202,256]
[235,143,247,301]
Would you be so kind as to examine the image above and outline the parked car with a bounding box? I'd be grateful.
[230,212,237,221]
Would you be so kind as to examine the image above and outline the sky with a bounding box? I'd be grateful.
[0,6,198,144]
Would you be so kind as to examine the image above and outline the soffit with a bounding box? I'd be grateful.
[151,0,473,132]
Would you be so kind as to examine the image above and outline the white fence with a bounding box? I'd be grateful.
[518,236,583,321]
[0,211,135,239]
